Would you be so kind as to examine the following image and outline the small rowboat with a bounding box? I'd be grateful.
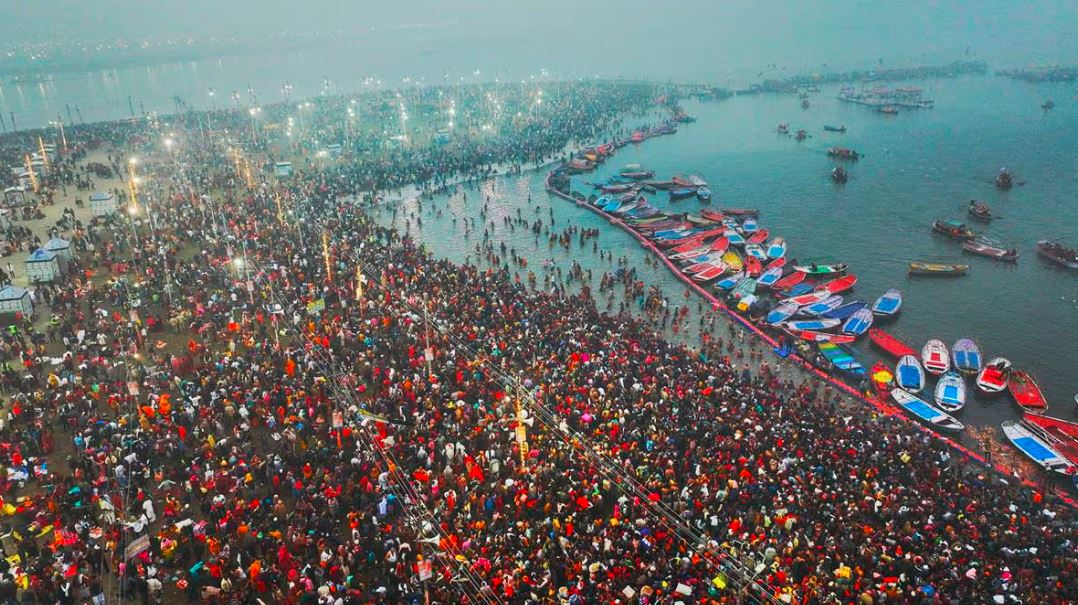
[693,263,728,282]
[757,266,784,287]
[892,388,964,431]
[951,338,982,374]
[709,237,731,253]
[841,307,874,336]
[868,328,916,358]
[669,187,697,200]
[700,209,726,222]
[817,342,865,376]
[763,256,786,272]
[1009,370,1048,412]
[770,271,806,290]
[620,170,655,180]
[870,362,894,395]
[976,357,1011,394]
[741,218,759,233]
[909,262,969,276]
[794,263,848,276]
[668,245,711,261]
[766,302,799,325]
[820,300,867,321]
[714,271,746,290]
[784,328,857,344]
[744,244,767,261]
[724,230,746,246]
[932,219,977,240]
[962,240,1019,262]
[781,283,814,298]
[744,255,763,277]
[782,318,841,331]
[921,339,950,375]
[684,256,724,273]
[871,288,903,316]
[934,371,966,411]
[798,294,844,316]
[1022,413,1078,466]
[696,187,712,202]
[783,289,831,307]
[895,355,926,393]
[766,237,787,259]
[815,274,857,294]
[1002,421,1073,474]
[721,207,759,217]
[968,200,994,221]
[721,250,743,272]
[746,229,770,245]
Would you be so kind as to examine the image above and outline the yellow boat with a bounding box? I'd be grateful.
[721,249,743,272]
[908,262,969,276]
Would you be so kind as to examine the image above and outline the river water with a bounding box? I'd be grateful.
[372,73,1078,433]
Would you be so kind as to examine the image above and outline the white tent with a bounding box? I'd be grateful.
[90,191,117,217]
[25,248,61,283]
[0,285,33,319]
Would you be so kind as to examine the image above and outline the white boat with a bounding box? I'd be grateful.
[934,371,966,411]
[1002,421,1074,474]
[895,354,925,393]
[891,388,964,431]
[765,302,799,326]
[921,339,950,375]
[976,357,1011,394]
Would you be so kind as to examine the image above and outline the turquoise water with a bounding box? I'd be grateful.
[374,74,1078,431]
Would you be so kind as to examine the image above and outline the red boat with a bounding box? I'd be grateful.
[709,237,731,253]
[785,328,857,344]
[770,271,805,290]
[746,229,770,245]
[721,208,759,217]
[763,257,787,272]
[815,274,858,294]
[870,362,894,396]
[1023,413,1078,465]
[1009,370,1048,412]
[700,209,727,222]
[744,255,763,277]
[868,328,916,359]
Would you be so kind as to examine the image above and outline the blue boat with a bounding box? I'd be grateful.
[934,371,967,411]
[670,187,697,200]
[765,301,799,325]
[757,266,784,287]
[593,195,616,207]
[715,271,746,290]
[1002,421,1074,473]
[952,338,982,374]
[696,187,712,202]
[741,217,759,233]
[798,294,844,316]
[895,354,926,393]
[891,389,964,431]
[783,318,841,331]
[723,230,746,246]
[841,307,874,336]
[780,283,814,298]
[820,300,867,320]
[602,198,622,212]
[871,288,903,316]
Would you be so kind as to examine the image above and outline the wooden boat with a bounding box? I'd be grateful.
[781,283,814,298]
[921,339,950,375]
[1035,240,1078,270]
[869,328,916,359]
[757,266,784,287]
[817,342,865,376]
[794,263,848,276]
[765,301,799,326]
[721,207,759,217]
[782,318,841,331]
[1009,370,1048,413]
[770,271,806,291]
[1022,413,1078,466]
[891,388,964,431]
[798,294,844,316]
[794,129,808,140]
[783,289,830,307]
[841,307,874,336]
[763,256,787,271]
[932,219,977,240]
[696,187,712,202]
[823,125,847,133]
[784,328,856,344]
[820,300,867,321]
[895,355,926,393]
[746,229,770,245]
[871,288,903,316]
[683,256,724,274]
[976,357,1011,394]
[831,166,848,183]
[721,249,743,272]
[951,338,982,375]
[619,165,655,180]
[815,274,857,294]
[601,183,635,194]
[669,187,697,200]
[700,209,727,222]
[766,238,787,259]
[741,217,759,233]
[962,240,1018,262]
[709,237,731,253]
[967,200,994,221]
[827,147,860,160]
[744,255,763,277]
[693,263,729,282]
[1002,421,1073,473]
[714,271,746,290]
[908,262,969,276]
[995,168,1013,191]
[934,371,967,411]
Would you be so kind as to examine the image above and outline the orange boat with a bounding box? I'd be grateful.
[1023,413,1078,466]
[1009,370,1048,413]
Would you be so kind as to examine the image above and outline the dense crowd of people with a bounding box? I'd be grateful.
[0,81,1074,605]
